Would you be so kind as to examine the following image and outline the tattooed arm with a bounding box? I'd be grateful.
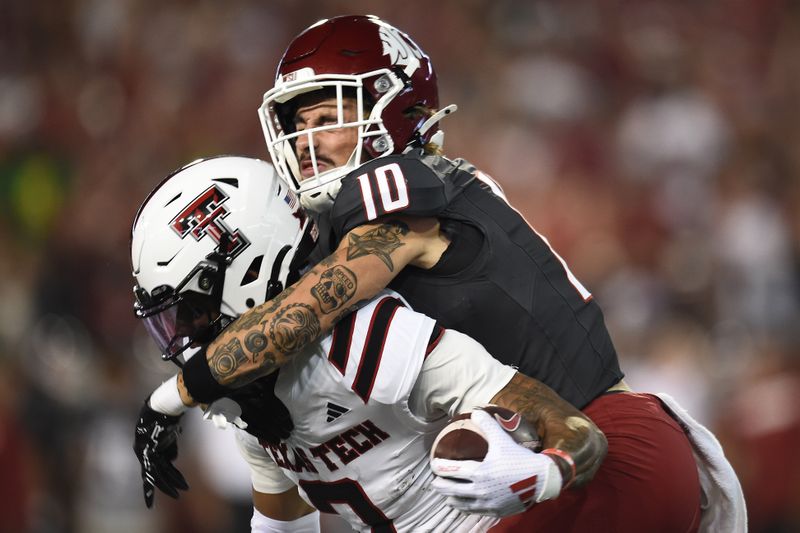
[177,216,448,404]
[490,373,607,488]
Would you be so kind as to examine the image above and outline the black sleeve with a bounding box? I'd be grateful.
[329,153,469,240]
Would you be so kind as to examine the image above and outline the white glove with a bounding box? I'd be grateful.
[430,409,563,517]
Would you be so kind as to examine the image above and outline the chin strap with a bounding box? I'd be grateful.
[265,244,292,302]
[207,234,232,307]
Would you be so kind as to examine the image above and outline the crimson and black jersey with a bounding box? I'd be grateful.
[315,151,623,409]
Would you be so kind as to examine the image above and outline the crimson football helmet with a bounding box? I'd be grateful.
[259,14,456,213]
[131,156,313,365]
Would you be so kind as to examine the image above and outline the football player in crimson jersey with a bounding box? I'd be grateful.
[131,156,606,531]
[174,15,744,532]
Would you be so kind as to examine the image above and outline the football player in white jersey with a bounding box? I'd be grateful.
[131,156,606,531]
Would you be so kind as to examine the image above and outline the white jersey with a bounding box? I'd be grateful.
[236,290,514,532]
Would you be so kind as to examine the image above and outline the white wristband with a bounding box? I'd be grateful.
[251,508,320,532]
[149,375,188,416]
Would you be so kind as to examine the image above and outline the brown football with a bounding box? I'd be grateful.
[430,405,540,462]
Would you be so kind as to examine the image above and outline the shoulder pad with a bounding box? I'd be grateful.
[319,290,434,404]
[329,153,470,238]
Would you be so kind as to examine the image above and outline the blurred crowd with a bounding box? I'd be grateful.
[1,1,799,532]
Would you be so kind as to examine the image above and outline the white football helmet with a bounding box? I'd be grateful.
[131,156,313,365]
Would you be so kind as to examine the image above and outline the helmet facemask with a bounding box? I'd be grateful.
[260,70,407,213]
[259,15,452,212]
[133,234,244,366]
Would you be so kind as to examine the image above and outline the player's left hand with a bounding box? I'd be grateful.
[133,399,189,508]
[430,409,563,517]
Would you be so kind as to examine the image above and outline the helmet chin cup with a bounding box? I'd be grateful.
[299,178,343,214]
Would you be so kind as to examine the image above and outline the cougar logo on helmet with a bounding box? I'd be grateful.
[170,185,250,258]
[379,25,421,76]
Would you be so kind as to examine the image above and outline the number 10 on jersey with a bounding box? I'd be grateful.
[355,163,410,221]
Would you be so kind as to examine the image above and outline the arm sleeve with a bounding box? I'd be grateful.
[234,429,296,494]
[408,329,516,420]
[251,508,320,533]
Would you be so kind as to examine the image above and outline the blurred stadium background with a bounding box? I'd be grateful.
[1,1,799,532]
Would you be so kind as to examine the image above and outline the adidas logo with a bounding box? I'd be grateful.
[326,402,349,422]
[511,474,539,508]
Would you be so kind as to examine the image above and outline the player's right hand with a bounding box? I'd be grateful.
[430,409,563,517]
[133,399,189,508]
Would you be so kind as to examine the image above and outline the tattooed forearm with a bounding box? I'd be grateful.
[209,338,251,380]
[269,303,321,353]
[492,373,608,488]
[317,253,337,268]
[208,335,279,387]
[493,373,566,435]
[202,225,411,387]
[228,284,297,333]
[346,221,409,271]
[231,308,269,332]
[244,332,268,353]
[311,265,357,314]
[332,298,371,323]
[244,332,278,369]
[265,284,296,310]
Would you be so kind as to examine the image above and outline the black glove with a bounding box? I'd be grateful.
[229,371,293,445]
[133,399,189,508]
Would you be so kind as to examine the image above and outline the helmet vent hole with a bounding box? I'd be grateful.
[246,298,256,308]
[212,177,239,188]
[240,255,264,286]
[164,192,182,207]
